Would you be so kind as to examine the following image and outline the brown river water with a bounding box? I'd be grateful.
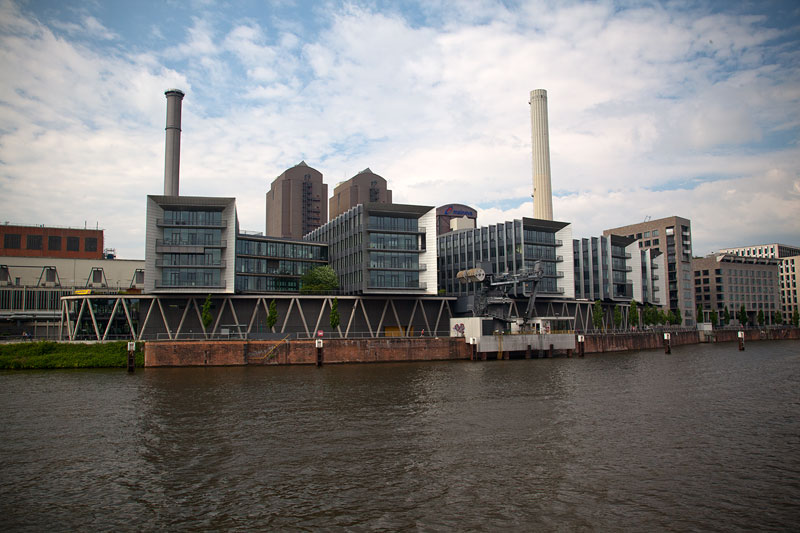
[1,341,799,531]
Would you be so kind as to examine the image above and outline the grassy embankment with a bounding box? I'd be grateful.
[0,341,144,370]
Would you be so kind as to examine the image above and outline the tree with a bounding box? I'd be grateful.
[723,306,730,326]
[592,300,604,331]
[612,305,622,330]
[673,307,682,326]
[665,310,675,325]
[329,297,340,330]
[697,304,704,324]
[629,299,639,329]
[300,265,339,294]
[757,309,765,326]
[710,309,718,327]
[266,299,278,330]
[773,311,783,325]
[793,309,800,327]
[738,305,748,326]
[201,294,213,329]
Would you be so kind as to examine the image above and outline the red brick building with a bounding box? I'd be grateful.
[0,224,104,259]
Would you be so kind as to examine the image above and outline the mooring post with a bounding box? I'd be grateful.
[526,344,532,359]
[663,332,671,354]
[577,334,585,357]
[738,330,745,351]
[127,341,136,373]
[315,338,323,366]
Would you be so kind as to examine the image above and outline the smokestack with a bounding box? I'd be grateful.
[164,89,185,196]
[529,89,553,220]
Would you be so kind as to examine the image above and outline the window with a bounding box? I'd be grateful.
[26,235,42,250]
[48,236,61,251]
[3,234,21,249]
[66,237,80,251]
[85,237,98,252]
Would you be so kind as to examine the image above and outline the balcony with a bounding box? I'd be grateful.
[157,219,227,228]
[367,224,426,234]
[154,280,227,289]
[367,282,428,290]
[156,239,226,250]
[156,259,226,268]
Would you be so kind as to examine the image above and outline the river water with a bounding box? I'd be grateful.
[1,341,799,531]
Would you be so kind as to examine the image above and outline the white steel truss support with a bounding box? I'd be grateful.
[120,298,137,340]
[156,298,173,340]
[85,299,101,341]
[101,298,121,341]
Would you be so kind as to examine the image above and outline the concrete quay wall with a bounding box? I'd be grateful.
[583,328,800,354]
[144,337,471,367]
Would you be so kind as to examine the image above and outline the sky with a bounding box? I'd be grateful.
[0,0,798,259]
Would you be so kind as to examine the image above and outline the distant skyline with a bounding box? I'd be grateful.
[1,0,798,259]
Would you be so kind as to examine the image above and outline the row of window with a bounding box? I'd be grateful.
[163,209,223,227]
[236,239,326,260]
[2,234,97,252]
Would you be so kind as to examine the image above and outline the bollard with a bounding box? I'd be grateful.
[663,332,671,354]
[577,335,585,357]
[127,341,136,372]
[526,344,532,359]
[548,344,554,358]
[738,331,745,351]
[315,338,323,366]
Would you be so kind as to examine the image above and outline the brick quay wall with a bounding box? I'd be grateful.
[143,328,800,367]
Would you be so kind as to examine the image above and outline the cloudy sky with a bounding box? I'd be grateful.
[1,0,798,259]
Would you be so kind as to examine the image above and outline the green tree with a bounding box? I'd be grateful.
[793,309,799,327]
[697,304,704,323]
[329,297,340,330]
[757,309,765,326]
[300,265,339,294]
[629,299,639,329]
[738,305,748,326]
[723,306,730,326]
[613,305,622,330]
[266,299,278,330]
[773,311,783,325]
[710,309,718,327]
[201,294,213,329]
[673,307,682,326]
[592,300,604,331]
[665,310,675,325]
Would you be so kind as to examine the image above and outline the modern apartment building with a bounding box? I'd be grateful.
[572,235,666,307]
[0,224,104,260]
[305,203,436,295]
[329,169,392,220]
[780,256,799,323]
[437,218,574,300]
[235,233,328,293]
[717,243,800,323]
[692,253,780,325]
[145,196,238,293]
[265,162,327,239]
[604,216,695,325]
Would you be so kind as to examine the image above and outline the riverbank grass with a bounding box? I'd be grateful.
[0,341,144,369]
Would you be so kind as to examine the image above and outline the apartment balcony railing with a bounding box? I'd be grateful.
[154,280,227,289]
[157,219,227,228]
[367,282,428,290]
[367,224,426,234]
[156,239,227,248]
[155,259,226,268]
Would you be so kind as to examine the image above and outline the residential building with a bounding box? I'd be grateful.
[265,161,327,239]
[145,196,238,293]
[437,217,574,300]
[235,233,328,293]
[0,224,104,260]
[692,253,780,325]
[572,235,666,307]
[604,216,695,325]
[780,256,799,323]
[328,169,392,220]
[436,204,478,235]
[717,243,800,324]
[305,203,437,295]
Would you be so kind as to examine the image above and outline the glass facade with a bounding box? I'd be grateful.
[163,210,223,226]
[234,237,327,293]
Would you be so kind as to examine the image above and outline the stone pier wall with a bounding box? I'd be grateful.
[144,337,471,367]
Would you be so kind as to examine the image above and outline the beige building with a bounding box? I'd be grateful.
[329,168,392,220]
[717,243,800,324]
[692,253,780,325]
[266,162,327,239]
[604,216,695,325]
